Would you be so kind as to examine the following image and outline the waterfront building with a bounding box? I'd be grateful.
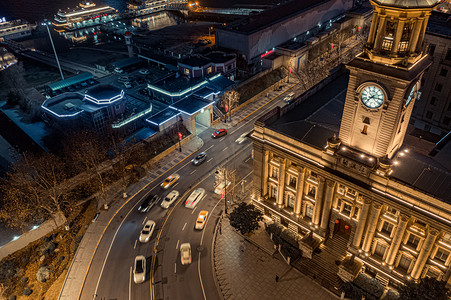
[215,0,354,68]
[250,0,451,288]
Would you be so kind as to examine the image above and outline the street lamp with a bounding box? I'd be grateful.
[41,20,64,80]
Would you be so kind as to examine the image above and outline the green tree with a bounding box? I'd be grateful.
[229,202,263,235]
[398,277,450,300]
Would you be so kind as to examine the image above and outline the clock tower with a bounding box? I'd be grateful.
[338,0,439,159]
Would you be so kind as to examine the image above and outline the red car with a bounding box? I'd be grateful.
[212,129,227,139]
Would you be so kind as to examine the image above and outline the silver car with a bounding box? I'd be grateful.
[180,243,191,265]
[139,220,155,243]
[161,190,179,209]
[133,255,146,283]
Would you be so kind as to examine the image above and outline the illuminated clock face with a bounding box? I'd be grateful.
[405,85,416,107]
[361,86,384,109]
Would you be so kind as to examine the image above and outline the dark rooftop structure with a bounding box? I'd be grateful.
[426,10,451,37]
[225,0,327,34]
[204,52,236,63]
[85,85,123,104]
[179,56,210,68]
[171,95,212,115]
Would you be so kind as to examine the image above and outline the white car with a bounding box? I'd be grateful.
[195,210,208,230]
[139,68,150,75]
[185,188,205,209]
[161,190,179,209]
[180,243,191,265]
[139,220,155,243]
[133,255,146,283]
[124,82,132,89]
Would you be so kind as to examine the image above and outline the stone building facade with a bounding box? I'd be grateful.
[250,0,451,287]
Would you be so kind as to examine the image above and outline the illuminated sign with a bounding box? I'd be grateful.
[260,50,273,58]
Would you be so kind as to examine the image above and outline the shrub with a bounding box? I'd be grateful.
[23,287,32,296]
[354,273,384,298]
[36,266,50,283]
[383,288,400,300]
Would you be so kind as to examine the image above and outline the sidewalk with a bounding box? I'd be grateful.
[58,136,204,300]
[213,220,338,300]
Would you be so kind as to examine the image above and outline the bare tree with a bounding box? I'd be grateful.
[65,130,109,210]
[0,152,69,230]
[215,167,236,214]
[220,90,240,122]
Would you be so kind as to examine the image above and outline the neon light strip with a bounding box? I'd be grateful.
[41,105,83,118]
[63,6,114,18]
[146,113,179,127]
[112,106,152,128]
[147,74,221,97]
[84,90,124,105]
[251,133,325,168]
[170,102,212,116]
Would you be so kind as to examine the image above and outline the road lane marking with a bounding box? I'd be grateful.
[182,223,187,231]
[176,240,179,250]
[173,182,179,188]
[134,240,137,249]
[244,156,251,163]
[129,266,132,300]
[205,145,214,151]
[174,263,177,273]
[222,147,228,152]
[190,170,197,174]
[219,137,225,142]
[207,158,213,163]
[142,216,147,225]
[191,206,198,214]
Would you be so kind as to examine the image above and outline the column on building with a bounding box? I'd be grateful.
[410,228,439,280]
[294,167,305,216]
[277,158,287,207]
[374,16,387,51]
[391,19,406,53]
[416,15,430,53]
[312,177,325,226]
[367,11,379,45]
[262,150,269,196]
[385,214,409,266]
[361,202,382,253]
[320,179,335,230]
[408,17,424,54]
[352,197,372,249]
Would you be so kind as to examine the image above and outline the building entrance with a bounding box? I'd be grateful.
[333,219,352,237]
[195,108,211,134]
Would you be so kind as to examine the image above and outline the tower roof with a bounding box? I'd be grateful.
[372,0,440,9]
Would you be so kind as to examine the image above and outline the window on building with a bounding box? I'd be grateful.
[435,83,443,92]
[346,188,356,197]
[270,185,278,200]
[337,184,345,195]
[426,267,441,279]
[435,248,449,264]
[310,171,318,179]
[342,203,352,217]
[305,204,314,219]
[406,234,420,249]
[287,194,295,208]
[446,49,451,61]
[428,44,436,56]
[426,111,433,119]
[440,68,448,77]
[381,221,394,236]
[374,242,387,258]
[430,97,438,106]
[382,38,393,51]
[361,125,368,135]
[289,176,297,188]
[352,206,360,219]
[398,254,412,272]
[308,186,316,198]
[207,67,212,74]
[443,117,450,126]
[398,41,409,52]
[363,117,370,124]
[184,68,190,75]
[271,167,279,179]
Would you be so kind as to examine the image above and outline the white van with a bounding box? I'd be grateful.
[185,188,205,209]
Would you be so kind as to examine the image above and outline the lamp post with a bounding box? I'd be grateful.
[216,168,228,214]
[41,20,64,80]
[176,114,182,152]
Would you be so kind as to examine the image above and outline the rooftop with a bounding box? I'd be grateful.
[85,84,123,102]
[426,11,451,38]
[179,56,211,68]
[262,72,451,203]
[42,93,85,117]
[223,0,327,34]
[171,95,213,115]
[204,52,236,64]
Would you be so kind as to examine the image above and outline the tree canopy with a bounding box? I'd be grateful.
[398,277,450,300]
[229,202,263,235]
